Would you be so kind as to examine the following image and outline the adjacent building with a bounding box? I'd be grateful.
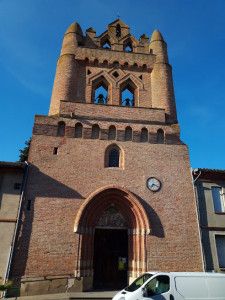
[194,168,225,273]
[0,162,26,283]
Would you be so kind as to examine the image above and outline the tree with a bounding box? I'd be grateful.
[19,138,31,162]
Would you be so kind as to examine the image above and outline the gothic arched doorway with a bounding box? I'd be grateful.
[93,206,128,288]
[74,186,151,290]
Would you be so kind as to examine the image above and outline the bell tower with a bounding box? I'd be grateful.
[10,19,203,296]
[49,19,177,124]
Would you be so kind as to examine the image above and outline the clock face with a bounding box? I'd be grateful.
[147,177,161,192]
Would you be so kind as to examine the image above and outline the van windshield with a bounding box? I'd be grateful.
[125,273,153,292]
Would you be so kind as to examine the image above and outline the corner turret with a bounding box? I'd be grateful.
[49,22,83,115]
[61,22,84,55]
[150,29,177,123]
[150,29,168,63]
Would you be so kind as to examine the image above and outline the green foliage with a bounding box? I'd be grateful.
[19,138,31,162]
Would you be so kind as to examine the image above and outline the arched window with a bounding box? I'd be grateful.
[57,121,65,137]
[116,24,121,37]
[92,124,100,139]
[133,63,138,71]
[103,60,108,67]
[142,64,147,71]
[125,126,132,141]
[124,39,133,52]
[95,86,108,104]
[157,129,164,144]
[105,144,123,168]
[125,44,132,52]
[92,75,109,104]
[94,59,98,67]
[108,125,116,140]
[123,62,129,70]
[120,79,136,106]
[109,149,119,167]
[100,35,111,49]
[113,61,119,68]
[75,123,83,138]
[102,41,111,49]
[141,128,148,142]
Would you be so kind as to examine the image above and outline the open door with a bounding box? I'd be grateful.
[93,229,128,289]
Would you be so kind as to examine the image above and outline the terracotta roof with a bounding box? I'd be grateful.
[198,168,225,173]
[0,161,26,169]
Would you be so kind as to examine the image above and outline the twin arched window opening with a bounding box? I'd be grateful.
[99,25,136,53]
[94,84,135,107]
[92,74,137,107]
[75,123,100,139]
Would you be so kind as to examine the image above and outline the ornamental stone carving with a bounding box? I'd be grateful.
[97,206,128,228]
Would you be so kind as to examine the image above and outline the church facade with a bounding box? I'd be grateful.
[10,19,203,295]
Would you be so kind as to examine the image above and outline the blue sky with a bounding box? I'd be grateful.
[0,0,225,169]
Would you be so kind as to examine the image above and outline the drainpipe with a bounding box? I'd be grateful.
[191,167,206,271]
[3,161,29,287]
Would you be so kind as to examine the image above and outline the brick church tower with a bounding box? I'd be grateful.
[11,19,203,295]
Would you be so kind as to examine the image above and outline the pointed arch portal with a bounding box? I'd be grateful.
[74,186,151,287]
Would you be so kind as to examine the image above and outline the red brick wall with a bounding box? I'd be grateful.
[11,117,202,277]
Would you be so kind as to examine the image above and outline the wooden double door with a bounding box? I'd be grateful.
[93,228,128,289]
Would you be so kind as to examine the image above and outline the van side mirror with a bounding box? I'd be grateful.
[142,287,148,297]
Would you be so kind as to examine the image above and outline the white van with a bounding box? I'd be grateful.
[112,272,225,300]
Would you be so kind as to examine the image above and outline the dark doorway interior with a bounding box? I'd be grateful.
[93,229,128,289]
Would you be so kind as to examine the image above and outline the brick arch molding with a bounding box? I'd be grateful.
[74,185,151,279]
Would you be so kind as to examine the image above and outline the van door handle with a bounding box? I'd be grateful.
[170,295,174,300]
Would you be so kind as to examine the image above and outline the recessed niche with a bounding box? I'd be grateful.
[113,71,119,78]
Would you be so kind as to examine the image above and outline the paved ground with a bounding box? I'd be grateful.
[3,290,119,300]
